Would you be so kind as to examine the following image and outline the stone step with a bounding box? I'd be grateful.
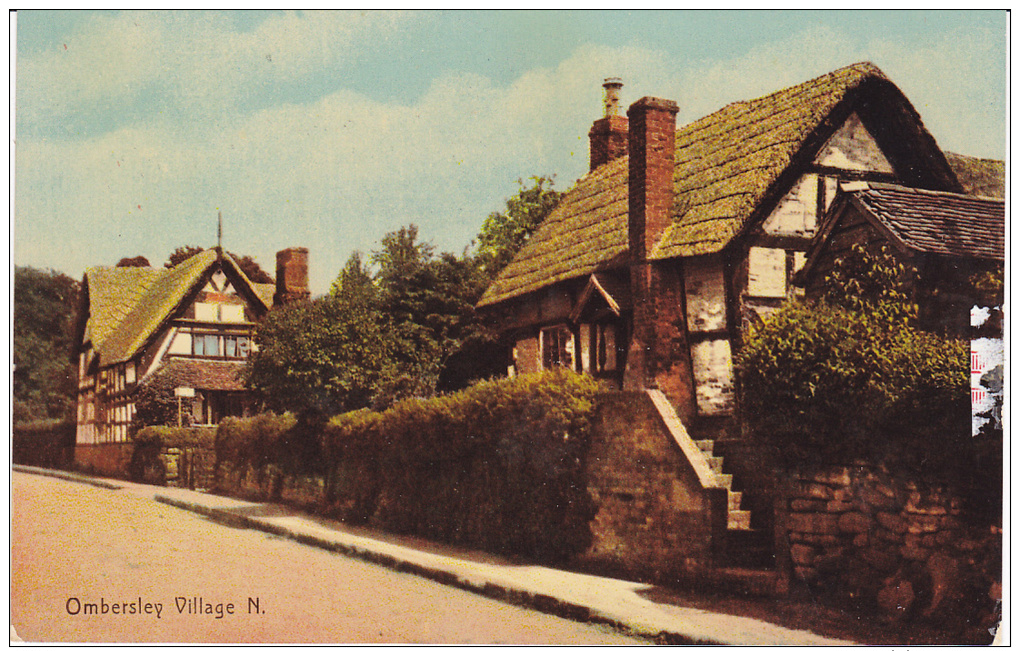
[728,490,743,511]
[717,473,734,490]
[706,456,725,473]
[696,438,714,455]
[727,509,752,531]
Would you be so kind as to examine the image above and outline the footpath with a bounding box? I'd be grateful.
[14,464,854,645]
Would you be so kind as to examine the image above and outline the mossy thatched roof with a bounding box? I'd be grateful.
[479,62,956,308]
[944,152,1005,199]
[84,249,273,366]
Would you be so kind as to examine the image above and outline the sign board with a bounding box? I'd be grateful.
[174,387,195,398]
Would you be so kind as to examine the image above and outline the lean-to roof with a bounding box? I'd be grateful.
[847,182,1004,261]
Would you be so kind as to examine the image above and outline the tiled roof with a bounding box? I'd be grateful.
[85,250,273,366]
[479,62,949,307]
[944,152,1005,199]
[150,357,247,391]
[849,182,1004,260]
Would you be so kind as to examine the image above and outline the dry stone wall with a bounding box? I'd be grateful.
[784,464,1001,628]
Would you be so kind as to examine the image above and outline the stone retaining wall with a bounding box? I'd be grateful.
[783,463,1001,628]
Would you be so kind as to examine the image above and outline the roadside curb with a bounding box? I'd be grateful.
[13,465,126,491]
[152,494,674,643]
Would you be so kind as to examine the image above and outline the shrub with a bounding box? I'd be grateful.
[214,412,296,494]
[13,419,75,469]
[736,245,970,475]
[324,368,599,560]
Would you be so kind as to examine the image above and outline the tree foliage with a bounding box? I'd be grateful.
[13,267,80,423]
[475,176,562,277]
[736,245,969,471]
[116,256,151,267]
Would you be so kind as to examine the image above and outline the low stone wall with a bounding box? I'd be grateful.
[161,446,216,490]
[783,464,1001,628]
[582,392,726,580]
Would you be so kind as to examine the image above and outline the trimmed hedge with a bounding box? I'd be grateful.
[215,412,297,496]
[324,368,599,560]
[13,419,74,469]
[213,369,599,561]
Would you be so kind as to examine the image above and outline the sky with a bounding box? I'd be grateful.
[13,10,1008,295]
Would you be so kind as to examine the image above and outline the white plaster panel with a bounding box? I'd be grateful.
[168,330,192,355]
[684,260,727,332]
[691,339,734,415]
[748,247,787,298]
[194,302,218,321]
[815,112,893,173]
[220,304,244,322]
[762,174,817,236]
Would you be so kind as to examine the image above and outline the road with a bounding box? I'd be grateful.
[11,472,645,644]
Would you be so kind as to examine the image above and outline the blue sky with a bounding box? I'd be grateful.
[14,10,1007,295]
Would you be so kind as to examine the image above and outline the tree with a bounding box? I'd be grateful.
[13,267,80,423]
[244,294,394,418]
[116,256,151,267]
[164,245,273,283]
[475,176,562,277]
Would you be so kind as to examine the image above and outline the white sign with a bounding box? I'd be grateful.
[174,387,196,398]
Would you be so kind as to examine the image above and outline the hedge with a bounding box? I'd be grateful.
[13,419,74,469]
[212,369,600,561]
[323,368,599,560]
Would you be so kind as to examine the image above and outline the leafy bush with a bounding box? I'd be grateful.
[214,412,297,493]
[324,368,599,560]
[737,245,969,473]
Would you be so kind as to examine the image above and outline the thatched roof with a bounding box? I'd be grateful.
[944,152,1005,198]
[83,250,273,366]
[479,62,958,308]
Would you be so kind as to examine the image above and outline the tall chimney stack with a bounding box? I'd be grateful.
[588,78,629,172]
[627,96,679,260]
[274,247,310,305]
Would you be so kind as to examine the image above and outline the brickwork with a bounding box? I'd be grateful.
[74,442,135,478]
[588,115,628,171]
[627,97,678,260]
[583,392,725,578]
[782,464,1001,623]
[274,247,311,305]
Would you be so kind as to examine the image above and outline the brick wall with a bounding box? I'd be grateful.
[75,442,135,478]
[582,392,725,579]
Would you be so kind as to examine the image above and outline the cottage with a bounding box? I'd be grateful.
[74,246,309,474]
[478,62,995,429]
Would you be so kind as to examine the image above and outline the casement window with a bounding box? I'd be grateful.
[541,325,575,370]
[191,333,252,358]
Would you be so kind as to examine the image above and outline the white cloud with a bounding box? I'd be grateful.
[14,18,1005,295]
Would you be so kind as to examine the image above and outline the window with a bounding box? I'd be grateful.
[541,325,574,370]
[191,333,251,358]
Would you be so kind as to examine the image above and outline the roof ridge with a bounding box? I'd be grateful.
[863,181,1005,204]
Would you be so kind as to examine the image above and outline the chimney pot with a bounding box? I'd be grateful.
[603,77,624,118]
[589,78,629,172]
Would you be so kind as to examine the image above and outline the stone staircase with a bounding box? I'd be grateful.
[694,437,751,531]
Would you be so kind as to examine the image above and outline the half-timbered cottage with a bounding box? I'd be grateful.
[74,246,309,473]
[478,61,988,428]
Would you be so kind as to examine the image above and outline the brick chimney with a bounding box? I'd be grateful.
[274,247,310,305]
[627,96,679,260]
[623,95,695,423]
[588,78,629,172]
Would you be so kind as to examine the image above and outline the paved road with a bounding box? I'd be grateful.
[11,472,645,644]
